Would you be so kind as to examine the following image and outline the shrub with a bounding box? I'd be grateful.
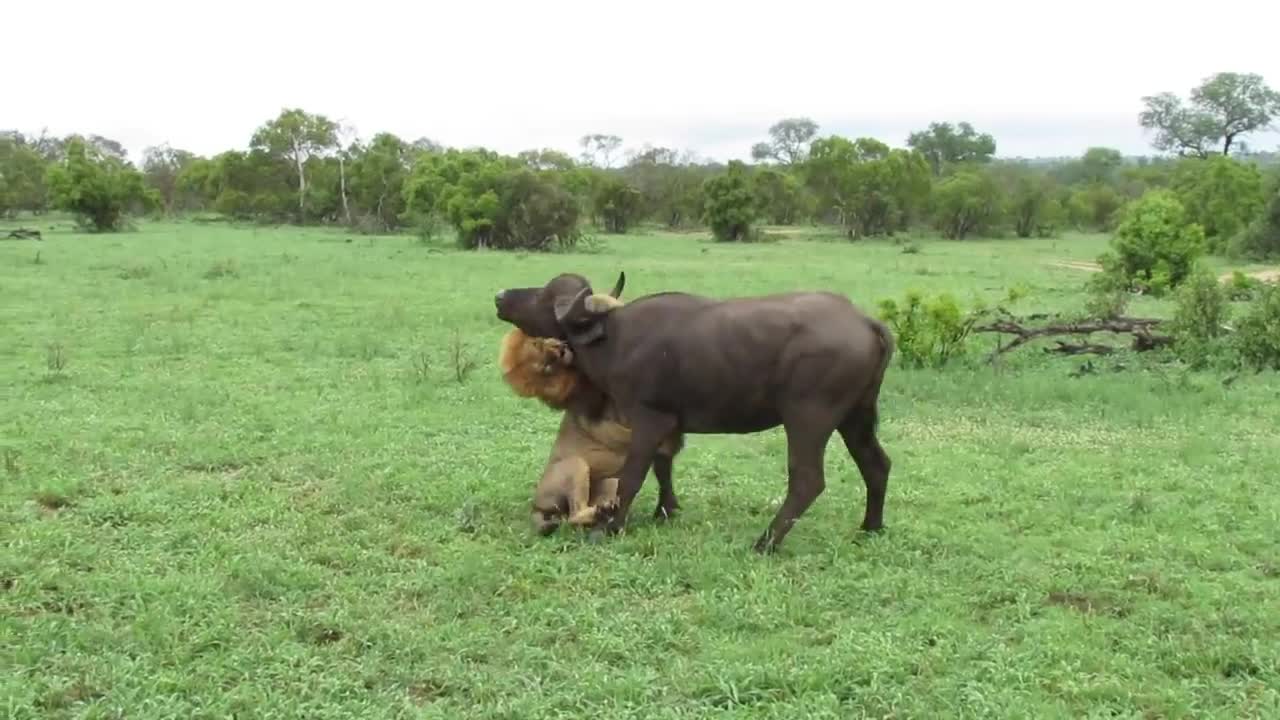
[752,167,808,225]
[1225,271,1262,301]
[1170,156,1265,253]
[702,161,759,242]
[931,169,1004,240]
[1169,264,1230,368]
[1229,178,1280,261]
[490,170,582,251]
[876,291,980,368]
[803,136,931,238]
[1007,171,1063,238]
[1232,283,1280,371]
[1067,183,1124,231]
[45,137,156,231]
[592,177,644,234]
[1096,190,1206,297]
[1083,270,1131,319]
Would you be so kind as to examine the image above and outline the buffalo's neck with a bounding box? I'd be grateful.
[564,345,620,420]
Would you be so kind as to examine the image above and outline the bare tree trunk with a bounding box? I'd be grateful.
[292,138,307,221]
[338,153,351,225]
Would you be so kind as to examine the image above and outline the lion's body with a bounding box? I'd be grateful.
[497,297,681,534]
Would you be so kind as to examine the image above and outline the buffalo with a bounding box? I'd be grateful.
[495,293,683,535]
[494,271,895,553]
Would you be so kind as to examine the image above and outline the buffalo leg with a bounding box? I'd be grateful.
[652,453,680,521]
[838,413,891,532]
[596,409,677,536]
[753,414,835,553]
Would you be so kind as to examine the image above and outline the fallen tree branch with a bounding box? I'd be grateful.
[1046,340,1116,355]
[4,228,42,241]
[975,313,1172,362]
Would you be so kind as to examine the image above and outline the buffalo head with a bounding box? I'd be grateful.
[494,271,625,342]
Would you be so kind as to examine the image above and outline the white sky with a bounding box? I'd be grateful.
[10,0,1280,164]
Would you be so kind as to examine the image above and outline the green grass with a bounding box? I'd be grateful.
[3,221,1278,718]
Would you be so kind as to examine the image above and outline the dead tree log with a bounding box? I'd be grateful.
[5,228,42,240]
[974,314,1172,362]
[1047,340,1116,356]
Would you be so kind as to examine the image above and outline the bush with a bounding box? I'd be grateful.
[45,137,156,231]
[1096,190,1206,297]
[592,177,644,234]
[1007,171,1063,238]
[1170,156,1265,253]
[702,161,759,242]
[489,170,582,251]
[1169,264,1230,368]
[876,291,980,368]
[931,169,1004,240]
[1225,271,1262,301]
[1230,178,1280,261]
[1067,183,1124,231]
[1232,283,1280,371]
[1083,271,1130,319]
[752,168,808,225]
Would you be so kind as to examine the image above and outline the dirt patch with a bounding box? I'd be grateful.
[1047,260,1102,273]
[1047,260,1280,285]
[1045,590,1129,617]
[1221,269,1280,284]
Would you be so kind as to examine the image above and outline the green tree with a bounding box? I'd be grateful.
[702,160,758,242]
[592,176,644,233]
[578,134,623,168]
[517,148,577,172]
[906,121,996,176]
[751,118,819,166]
[142,144,197,215]
[1169,155,1265,251]
[491,169,582,251]
[804,136,931,238]
[931,169,1005,240]
[45,137,155,231]
[999,166,1062,238]
[1232,284,1280,370]
[178,149,293,221]
[1231,173,1280,260]
[0,132,48,216]
[250,108,338,220]
[348,132,411,231]
[1169,264,1231,368]
[1066,183,1125,231]
[401,148,577,250]
[1140,72,1280,157]
[1094,190,1206,295]
[752,167,807,225]
[622,146,707,229]
[1049,147,1124,187]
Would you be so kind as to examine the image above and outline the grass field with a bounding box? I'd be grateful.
[3,221,1279,718]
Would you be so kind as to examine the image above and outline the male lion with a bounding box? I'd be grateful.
[497,294,683,535]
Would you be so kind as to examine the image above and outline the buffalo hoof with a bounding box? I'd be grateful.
[751,532,782,555]
[653,504,680,522]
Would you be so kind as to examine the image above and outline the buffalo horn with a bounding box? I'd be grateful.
[608,271,626,299]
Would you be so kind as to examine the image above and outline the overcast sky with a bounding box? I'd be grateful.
[10,0,1280,164]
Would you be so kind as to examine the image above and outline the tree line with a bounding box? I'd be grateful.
[2,71,1278,259]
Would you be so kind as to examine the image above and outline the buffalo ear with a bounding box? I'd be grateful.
[608,271,626,299]
[553,286,609,345]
